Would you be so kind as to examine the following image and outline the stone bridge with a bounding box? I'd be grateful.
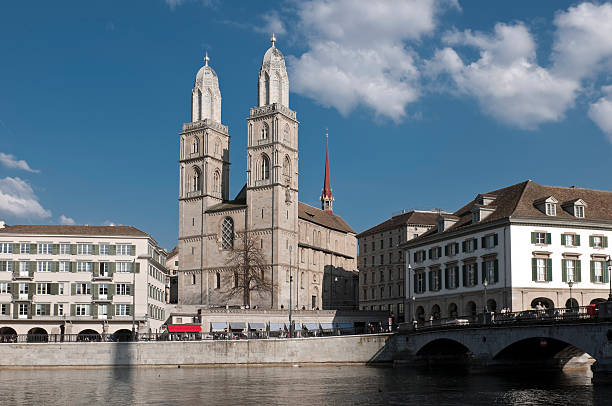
[393,321,612,382]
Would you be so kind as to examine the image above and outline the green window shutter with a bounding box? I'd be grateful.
[531,232,536,244]
[462,265,467,286]
[444,246,448,256]
[428,249,432,259]
[28,283,34,299]
[591,261,595,283]
[71,283,76,295]
[54,304,58,316]
[50,262,57,272]
[109,262,115,277]
[50,283,58,295]
[110,245,116,255]
[93,287,98,300]
[12,303,18,319]
[30,243,37,254]
[589,236,594,247]
[561,234,566,245]
[428,272,432,291]
[438,247,442,257]
[12,264,18,278]
[547,259,553,281]
[11,283,18,299]
[70,262,76,273]
[562,259,567,282]
[92,304,98,318]
[455,243,459,253]
[29,261,36,275]
[12,243,19,253]
[604,237,609,248]
[605,261,610,284]
[481,237,486,249]
[131,245,136,256]
[473,239,478,250]
[28,303,34,319]
[134,263,140,273]
[413,274,417,293]
[71,244,77,255]
[45,304,51,316]
[546,233,551,244]
[494,260,499,283]
[93,263,99,278]
[444,268,449,289]
[93,245,99,255]
[462,241,466,252]
[576,260,581,282]
[71,304,76,316]
[52,244,59,255]
[532,258,537,281]
[108,284,114,299]
[494,234,498,246]
[575,235,581,246]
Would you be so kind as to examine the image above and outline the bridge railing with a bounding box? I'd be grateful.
[408,306,595,331]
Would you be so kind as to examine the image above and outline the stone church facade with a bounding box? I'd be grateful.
[177,38,357,310]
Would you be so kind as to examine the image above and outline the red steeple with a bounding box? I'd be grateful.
[321,131,334,213]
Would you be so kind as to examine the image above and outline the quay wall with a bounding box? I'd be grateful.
[0,334,393,368]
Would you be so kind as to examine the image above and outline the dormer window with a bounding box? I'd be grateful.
[534,196,558,216]
[545,202,556,216]
[472,211,480,223]
[575,205,584,218]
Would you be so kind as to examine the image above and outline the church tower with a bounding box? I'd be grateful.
[246,35,299,309]
[321,132,334,213]
[178,53,230,301]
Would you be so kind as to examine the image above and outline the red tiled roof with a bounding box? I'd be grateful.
[298,202,355,234]
[357,211,439,238]
[0,224,149,237]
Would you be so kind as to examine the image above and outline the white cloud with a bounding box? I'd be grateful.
[552,2,612,80]
[289,0,458,121]
[103,220,116,226]
[589,85,612,142]
[429,23,579,129]
[59,215,75,225]
[0,152,39,173]
[0,177,51,219]
[254,11,286,35]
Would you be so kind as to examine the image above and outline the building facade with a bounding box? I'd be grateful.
[401,181,612,321]
[177,37,358,310]
[0,223,169,338]
[166,246,178,304]
[357,211,439,321]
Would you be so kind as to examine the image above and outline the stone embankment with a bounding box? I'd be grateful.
[0,334,393,368]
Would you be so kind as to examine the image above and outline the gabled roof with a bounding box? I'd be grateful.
[357,211,439,238]
[0,224,149,237]
[298,202,355,234]
[205,184,248,213]
[409,180,612,244]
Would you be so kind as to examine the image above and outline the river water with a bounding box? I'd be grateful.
[0,365,608,405]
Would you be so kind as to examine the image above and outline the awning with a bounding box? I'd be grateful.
[211,322,228,332]
[320,323,334,330]
[337,323,353,329]
[249,322,266,330]
[229,321,247,330]
[303,322,319,330]
[168,324,201,333]
[293,322,303,331]
[270,322,286,331]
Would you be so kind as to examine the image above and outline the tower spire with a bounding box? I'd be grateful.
[204,52,210,66]
[270,33,276,47]
[321,129,334,213]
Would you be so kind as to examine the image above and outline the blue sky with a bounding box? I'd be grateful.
[1,0,612,250]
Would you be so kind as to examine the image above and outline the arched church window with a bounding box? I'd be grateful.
[261,122,269,140]
[215,272,220,289]
[192,167,201,192]
[272,72,281,104]
[192,137,199,154]
[313,231,316,245]
[192,274,196,285]
[221,217,234,250]
[264,73,270,105]
[205,88,213,120]
[283,124,290,143]
[213,171,220,194]
[260,155,270,180]
[197,90,202,121]
[283,156,291,179]
[215,139,221,156]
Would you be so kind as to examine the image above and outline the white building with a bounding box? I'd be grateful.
[0,223,169,339]
[401,180,611,321]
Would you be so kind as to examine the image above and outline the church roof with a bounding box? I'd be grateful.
[298,202,355,234]
[205,184,247,213]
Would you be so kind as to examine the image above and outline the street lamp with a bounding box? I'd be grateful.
[568,280,574,310]
[407,264,412,321]
[411,296,416,323]
[289,245,293,338]
[607,255,612,301]
[483,278,488,314]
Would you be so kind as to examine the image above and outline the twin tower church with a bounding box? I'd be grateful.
[177,37,358,310]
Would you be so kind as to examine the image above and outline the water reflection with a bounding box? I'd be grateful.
[0,365,606,405]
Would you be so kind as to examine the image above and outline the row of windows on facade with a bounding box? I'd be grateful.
[148,265,167,284]
[361,302,404,315]
[542,200,586,218]
[188,136,223,156]
[0,282,134,296]
[361,233,418,253]
[0,260,138,274]
[362,282,404,301]
[248,122,292,144]
[413,234,499,264]
[530,232,609,248]
[413,259,500,293]
[363,250,403,267]
[1,303,136,318]
[189,269,317,289]
[361,267,404,285]
[531,258,609,283]
[0,243,135,256]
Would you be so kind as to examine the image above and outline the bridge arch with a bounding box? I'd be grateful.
[530,297,554,309]
[415,338,472,365]
[493,336,592,368]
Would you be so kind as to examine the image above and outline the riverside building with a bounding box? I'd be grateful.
[0,223,169,339]
[357,211,439,322]
[177,37,358,310]
[401,180,612,322]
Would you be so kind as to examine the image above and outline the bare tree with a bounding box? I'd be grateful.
[222,230,273,307]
